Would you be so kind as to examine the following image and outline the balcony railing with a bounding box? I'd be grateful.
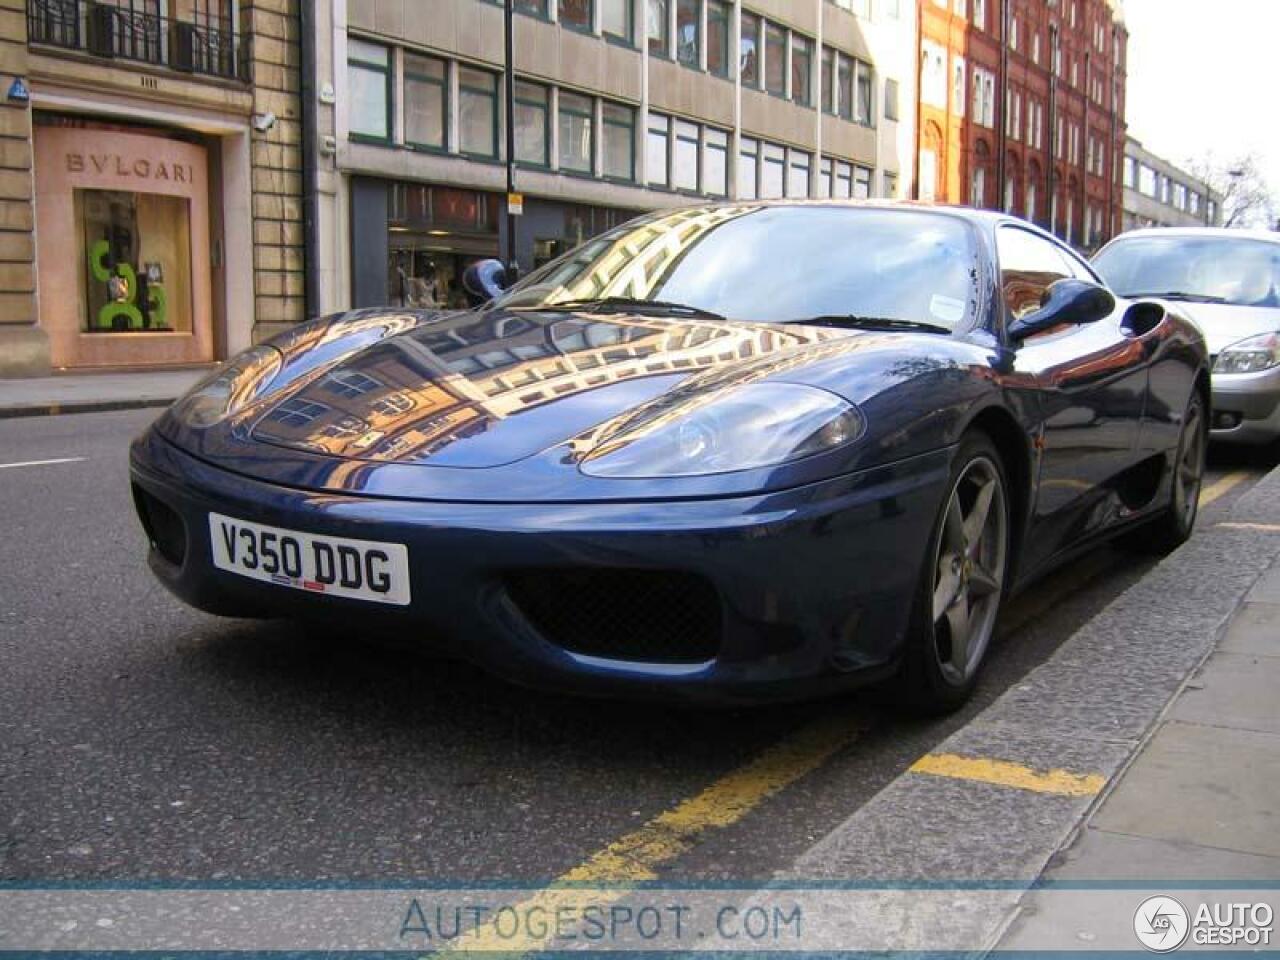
[27,0,247,82]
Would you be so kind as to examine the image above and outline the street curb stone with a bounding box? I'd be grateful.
[769,460,1280,950]
[0,397,178,419]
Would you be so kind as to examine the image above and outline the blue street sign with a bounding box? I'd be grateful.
[7,77,29,103]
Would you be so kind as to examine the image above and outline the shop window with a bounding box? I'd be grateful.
[347,38,391,141]
[404,53,447,151]
[77,189,191,335]
[459,67,498,158]
[676,0,700,66]
[707,0,730,77]
[560,0,592,30]
[788,150,811,198]
[765,22,787,96]
[854,164,871,199]
[559,91,594,173]
[703,127,728,196]
[602,103,635,181]
[738,137,758,199]
[646,112,670,186]
[602,0,633,42]
[673,119,699,191]
[514,81,550,167]
[761,142,785,198]
[647,0,669,56]
[740,13,760,86]
[791,34,813,106]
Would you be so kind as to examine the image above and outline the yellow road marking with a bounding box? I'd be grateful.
[909,753,1105,797]
[434,714,864,954]
[1200,470,1252,508]
[1217,521,1280,533]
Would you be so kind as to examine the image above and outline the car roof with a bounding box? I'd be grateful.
[1105,226,1280,245]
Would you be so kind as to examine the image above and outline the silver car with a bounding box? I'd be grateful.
[1093,228,1280,445]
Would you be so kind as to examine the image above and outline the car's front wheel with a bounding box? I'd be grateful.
[895,433,1011,714]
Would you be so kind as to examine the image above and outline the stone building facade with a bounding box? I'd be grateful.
[0,0,303,377]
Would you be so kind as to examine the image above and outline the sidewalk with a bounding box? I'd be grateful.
[0,368,209,418]
[999,533,1280,946]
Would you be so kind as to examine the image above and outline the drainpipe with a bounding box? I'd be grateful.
[300,0,320,321]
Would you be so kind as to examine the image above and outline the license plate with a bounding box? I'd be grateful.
[208,512,410,606]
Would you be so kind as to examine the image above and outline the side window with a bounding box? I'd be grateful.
[1054,242,1102,284]
[995,226,1073,320]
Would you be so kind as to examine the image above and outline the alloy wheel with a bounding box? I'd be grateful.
[931,456,1008,686]
[1173,399,1206,529]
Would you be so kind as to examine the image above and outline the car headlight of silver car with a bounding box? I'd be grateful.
[579,382,865,478]
[1213,331,1280,375]
[170,344,284,428]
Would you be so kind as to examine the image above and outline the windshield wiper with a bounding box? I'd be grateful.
[1124,291,1229,304]
[525,297,728,321]
[795,315,953,335]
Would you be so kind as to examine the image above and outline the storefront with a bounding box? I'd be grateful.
[33,116,214,368]
[349,176,640,310]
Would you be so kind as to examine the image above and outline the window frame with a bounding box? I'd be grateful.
[602,101,636,182]
[601,0,635,45]
[558,90,596,175]
[346,37,392,144]
[559,0,594,33]
[513,78,551,168]
[457,64,500,159]
[402,51,448,153]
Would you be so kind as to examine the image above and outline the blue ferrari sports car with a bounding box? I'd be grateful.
[130,203,1209,710]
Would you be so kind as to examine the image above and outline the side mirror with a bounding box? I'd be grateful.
[1007,278,1116,341]
[461,258,512,307]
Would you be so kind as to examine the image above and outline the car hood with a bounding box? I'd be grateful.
[1174,302,1280,355]
[157,307,989,501]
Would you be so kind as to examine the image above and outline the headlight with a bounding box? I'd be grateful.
[171,344,283,427]
[579,382,865,478]
[1213,332,1280,375]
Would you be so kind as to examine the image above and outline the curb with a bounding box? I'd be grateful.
[768,461,1280,951]
[0,397,178,419]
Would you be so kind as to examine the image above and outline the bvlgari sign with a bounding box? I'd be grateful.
[65,152,197,184]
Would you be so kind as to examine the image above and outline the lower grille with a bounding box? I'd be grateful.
[132,484,187,568]
[505,569,722,663]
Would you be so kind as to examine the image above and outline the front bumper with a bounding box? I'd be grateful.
[1210,364,1280,445]
[129,430,952,705]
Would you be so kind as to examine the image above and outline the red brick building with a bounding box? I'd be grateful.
[915,0,1127,252]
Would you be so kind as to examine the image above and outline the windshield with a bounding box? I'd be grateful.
[1093,235,1280,308]
[492,205,980,331]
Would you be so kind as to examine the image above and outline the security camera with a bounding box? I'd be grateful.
[251,111,277,133]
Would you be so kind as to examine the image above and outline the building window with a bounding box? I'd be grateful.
[559,91,594,173]
[347,38,391,141]
[459,67,498,158]
[517,0,550,14]
[883,170,898,198]
[765,21,787,96]
[972,68,995,127]
[837,50,854,119]
[741,13,760,86]
[973,0,986,31]
[952,57,965,117]
[971,166,986,206]
[404,53,447,150]
[817,157,833,198]
[707,0,730,76]
[676,0,700,66]
[787,149,811,197]
[647,0,668,56]
[920,40,946,108]
[674,118,699,190]
[791,34,813,106]
[514,80,550,166]
[602,0,633,42]
[602,102,635,180]
[821,47,834,113]
[704,126,729,195]
[646,112,670,186]
[855,60,873,125]
[761,142,785,197]
[738,136,759,199]
[833,159,853,198]
[560,0,592,30]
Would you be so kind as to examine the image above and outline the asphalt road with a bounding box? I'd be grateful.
[0,408,1272,885]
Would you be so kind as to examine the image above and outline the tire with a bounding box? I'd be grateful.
[1133,390,1207,555]
[892,432,1012,714]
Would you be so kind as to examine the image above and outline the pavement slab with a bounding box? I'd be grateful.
[1170,650,1280,734]
[0,369,206,418]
